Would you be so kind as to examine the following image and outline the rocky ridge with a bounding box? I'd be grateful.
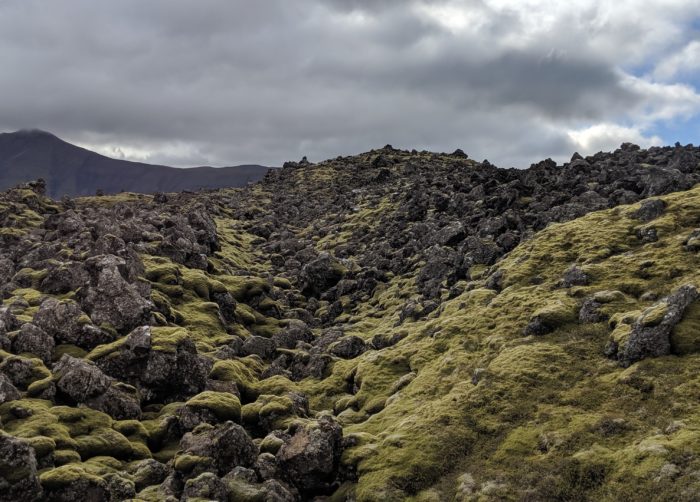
[1,143,700,500]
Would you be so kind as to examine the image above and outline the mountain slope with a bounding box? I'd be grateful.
[0,129,270,197]
[1,143,700,501]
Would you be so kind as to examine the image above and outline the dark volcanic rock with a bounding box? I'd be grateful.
[78,254,153,333]
[301,254,346,297]
[0,373,20,404]
[0,433,42,502]
[276,415,343,495]
[53,354,111,403]
[611,285,698,367]
[631,199,666,222]
[179,421,258,476]
[12,323,54,364]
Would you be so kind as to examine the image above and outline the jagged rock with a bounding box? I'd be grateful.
[370,331,408,349]
[223,469,297,502]
[179,421,258,476]
[300,254,346,297]
[0,373,20,404]
[287,353,333,381]
[241,336,277,359]
[78,254,153,332]
[272,320,314,349]
[398,299,438,323]
[579,299,607,323]
[0,307,20,332]
[436,222,467,246]
[12,323,54,364]
[612,285,698,366]
[416,246,465,298]
[53,354,111,403]
[636,225,658,243]
[103,473,136,501]
[632,199,666,222]
[0,433,42,502]
[32,298,111,348]
[153,192,168,204]
[329,335,366,359]
[0,257,15,285]
[182,472,227,501]
[0,356,43,390]
[129,459,170,492]
[40,467,107,502]
[87,383,142,420]
[255,452,280,481]
[558,265,590,288]
[39,262,88,295]
[212,290,237,323]
[276,415,343,495]
[683,229,700,251]
[94,326,209,402]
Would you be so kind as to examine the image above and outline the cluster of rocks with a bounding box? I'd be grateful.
[2,140,700,500]
[0,185,351,500]
[224,143,700,318]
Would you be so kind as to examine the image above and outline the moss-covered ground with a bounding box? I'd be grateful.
[5,172,700,500]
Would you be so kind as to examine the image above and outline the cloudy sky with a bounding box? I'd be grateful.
[0,0,699,168]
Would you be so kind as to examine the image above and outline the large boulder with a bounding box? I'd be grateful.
[53,354,111,403]
[94,326,209,403]
[78,254,153,333]
[12,324,54,364]
[0,433,42,502]
[178,421,258,477]
[276,415,343,495]
[300,254,347,297]
[33,298,113,349]
[610,285,699,367]
[0,373,20,404]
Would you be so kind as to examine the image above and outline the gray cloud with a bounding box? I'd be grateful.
[0,0,698,169]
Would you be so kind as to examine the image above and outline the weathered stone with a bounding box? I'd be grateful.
[276,415,343,495]
[12,323,54,364]
[0,433,42,502]
[613,285,699,366]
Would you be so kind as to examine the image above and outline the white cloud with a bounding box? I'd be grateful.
[0,0,698,167]
[654,40,700,81]
[567,123,662,154]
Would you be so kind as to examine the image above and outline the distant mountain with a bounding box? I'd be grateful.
[0,129,271,198]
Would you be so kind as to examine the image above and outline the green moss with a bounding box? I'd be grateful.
[74,427,138,460]
[150,326,190,353]
[0,356,51,390]
[241,395,298,430]
[209,358,264,401]
[225,477,271,502]
[528,296,579,332]
[173,453,211,473]
[671,301,700,355]
[639,302,668,327]
[185,391,242,422]
[85,337,126,361]
[9,287,45,306]
[51,406,112,437]
[113,420,150,443]
[54,449,82,466]
[53,344,88,360]
[259,434,285,454]
[273,277,292,289]
[39,463,106,489]
[25,435,56,457]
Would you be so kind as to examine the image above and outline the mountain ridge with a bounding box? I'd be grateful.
[0,129,270,198]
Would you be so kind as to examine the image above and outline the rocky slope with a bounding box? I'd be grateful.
[1,142,700,501]
[0,130,270,198]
